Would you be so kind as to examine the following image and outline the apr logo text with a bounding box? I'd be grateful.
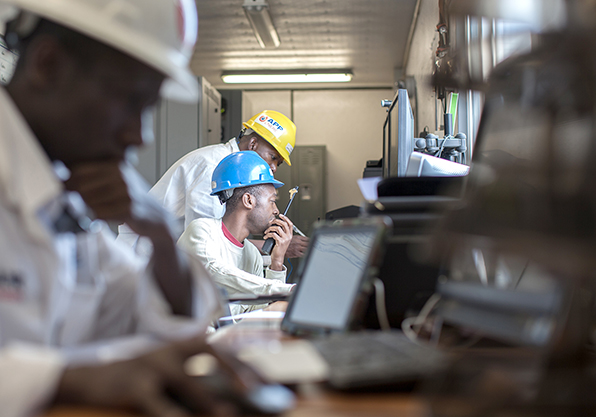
[258,115,284,133]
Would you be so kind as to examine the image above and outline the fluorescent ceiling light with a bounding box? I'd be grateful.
[221,70,353,84]
[243,0,280,49]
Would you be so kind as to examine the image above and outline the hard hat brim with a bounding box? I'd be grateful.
[160,68,199,103]
[210,178,285,196]
[3,0,200,103]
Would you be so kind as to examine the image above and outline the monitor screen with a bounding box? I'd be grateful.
[284,227,378,330]
[383,89,414,178]
[405,152,470,177]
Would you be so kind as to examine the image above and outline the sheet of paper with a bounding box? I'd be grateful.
[357,176,381,201]
[237,339,329,383]
[218,310,285,321]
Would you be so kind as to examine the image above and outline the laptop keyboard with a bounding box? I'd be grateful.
[312,330,448,390]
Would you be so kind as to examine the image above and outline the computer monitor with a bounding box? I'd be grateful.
[405,151,470,177]
[383,89,414,178]
[427,92,569,349]
[282,218,390,335]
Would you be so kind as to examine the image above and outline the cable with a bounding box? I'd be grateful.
[372,278,391,332]
[400,256,529,349]
[435,138,446,158]
[402,293,483,349]
[401,293,442,345]
[512,260,529,289]
[286,258,293,280]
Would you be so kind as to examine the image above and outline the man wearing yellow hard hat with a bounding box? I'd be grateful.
[124,109,309,257]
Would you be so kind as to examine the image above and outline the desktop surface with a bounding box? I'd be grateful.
[42,308,596,417]
[45,392,429,417]
[42,309,432,417]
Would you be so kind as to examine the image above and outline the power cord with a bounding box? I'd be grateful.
[402,293,483,349]
[398,255,530,348]
[401,294,442,346]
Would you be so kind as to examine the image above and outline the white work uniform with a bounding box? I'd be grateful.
[0,88,222,417]
[178,218,294,316]
[116,138,239,253]
[151,138,240,236]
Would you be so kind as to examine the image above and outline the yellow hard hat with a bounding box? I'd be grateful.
[243,110,296,166]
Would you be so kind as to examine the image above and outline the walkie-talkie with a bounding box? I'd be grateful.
[261,186,299,255]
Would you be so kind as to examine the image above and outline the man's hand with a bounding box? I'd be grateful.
[64,160,133,222]
[65,161,192,316]
[64,161,174,240]
[55,337,264,417]
[285,235,309,258]
[264,214,293,271]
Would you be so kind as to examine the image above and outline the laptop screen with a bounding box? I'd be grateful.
[282,219,389,334]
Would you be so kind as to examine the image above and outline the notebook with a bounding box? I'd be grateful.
[279,216,450,390]
[281,217,391,336]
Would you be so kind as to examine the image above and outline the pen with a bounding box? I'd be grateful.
[293,224,306,237]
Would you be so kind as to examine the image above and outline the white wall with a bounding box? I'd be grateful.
[242,91,292,121]
[243,89,392,212]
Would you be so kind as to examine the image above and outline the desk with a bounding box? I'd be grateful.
[44,392,428,417]
[41,304,431,417]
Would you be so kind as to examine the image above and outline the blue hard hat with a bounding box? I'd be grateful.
[210,151,284,195]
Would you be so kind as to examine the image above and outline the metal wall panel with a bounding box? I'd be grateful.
[198,76,222,147]
[165,98,200,169]
[135,77,221,186]
[276,145,327,237]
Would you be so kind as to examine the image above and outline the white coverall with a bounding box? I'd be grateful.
[178,218,294,316]
[116,138,239,252]
[0,88,222,417]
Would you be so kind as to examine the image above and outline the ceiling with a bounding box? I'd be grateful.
[191,0,420,90]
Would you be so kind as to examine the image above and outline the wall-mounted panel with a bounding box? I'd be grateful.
[136,77,221,186]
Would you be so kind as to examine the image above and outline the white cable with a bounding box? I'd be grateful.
[402,293,483,349]
[401,294,442,346]
[372,278,391,332]
[402,316,425,344]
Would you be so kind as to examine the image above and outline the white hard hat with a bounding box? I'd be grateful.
[0,0,199,102]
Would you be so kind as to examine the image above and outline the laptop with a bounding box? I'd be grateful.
[279,216,448,390]
[281,217,391,336]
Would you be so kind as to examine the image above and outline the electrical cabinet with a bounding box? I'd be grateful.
[275,145,327,237]
[198,77,222,147]
[135,76,221,185]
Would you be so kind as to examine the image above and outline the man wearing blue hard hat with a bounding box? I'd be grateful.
[178,151,296,316]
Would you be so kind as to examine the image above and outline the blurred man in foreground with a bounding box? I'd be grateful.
[0,0,262,415]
